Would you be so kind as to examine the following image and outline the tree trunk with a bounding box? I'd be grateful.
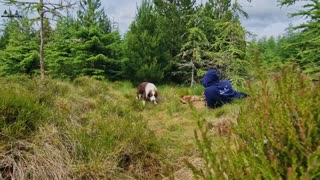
[39,0,45,78]
[191,58,194,87]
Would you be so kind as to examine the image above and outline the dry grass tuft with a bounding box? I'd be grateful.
[0,125,72,180]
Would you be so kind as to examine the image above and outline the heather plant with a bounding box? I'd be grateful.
[190,65,320,179]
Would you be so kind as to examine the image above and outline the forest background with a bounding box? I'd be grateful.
[0,0,319,86]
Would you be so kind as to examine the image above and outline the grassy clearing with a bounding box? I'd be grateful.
[1,67,319,179]
[0,75,242,179]
[7,68,320,179]
[4,66,318,179]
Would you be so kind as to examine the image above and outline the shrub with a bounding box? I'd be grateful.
[191,65,320,179]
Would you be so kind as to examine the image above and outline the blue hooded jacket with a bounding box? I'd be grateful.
[202,70,243,108]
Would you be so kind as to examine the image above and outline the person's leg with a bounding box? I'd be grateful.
[239,92,249,98]
[206,100,223,108]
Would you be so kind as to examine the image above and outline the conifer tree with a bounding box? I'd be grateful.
[46,0,123,80]
[201,0,250,85]
[177,27,209,86]
[279,0,320,79]
[71,0,123,80]
[0,23,11,50]
[0,19,39,76]
[125,0,164,83]
[2,0,75,78]
[77,0,111,33]
[154,0,196,56]
[45,15,80,79]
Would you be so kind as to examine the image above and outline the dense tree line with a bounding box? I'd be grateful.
[0,0,319,84]
[253,0,320,80]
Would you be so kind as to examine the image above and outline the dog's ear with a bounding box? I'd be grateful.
[155,91,158,97]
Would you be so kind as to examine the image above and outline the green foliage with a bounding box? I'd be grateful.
[125,0,166,83]
[255,36,279,64]
[154,0,196,56]
[169,0,250,85]
[176,27,209,86]
[194,1,249,85]
[211,17,247,81]
[0,0,252,84]
[0,23,11,50]
[77,0,111,32]
[2,0,76,79]
[45,15,81,79]
[276,0,320,80]
[248,31,300,74]
[46,5,124,80]
[139,0,197,83]
[190,65,320,179]
[0,19,39,76]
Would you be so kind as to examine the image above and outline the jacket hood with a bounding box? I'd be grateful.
[202,70,220,88]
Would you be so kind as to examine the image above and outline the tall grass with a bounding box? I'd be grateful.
[0,76,173,179]
[1,75,231,179]
[0,79,49,138]
[190,65,320,179]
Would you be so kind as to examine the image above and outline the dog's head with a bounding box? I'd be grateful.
[148,89,158,104]
[145,83,158,104]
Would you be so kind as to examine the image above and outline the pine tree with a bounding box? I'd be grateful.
[2,0,75,78]
[176,27,209,86]
[0,19,39,76]
[45,15,81,79]
[279,0,320,80]
[201,0,250,86]
[77,0,111,33]
[71,0,123,80]
[125,0,165,83]
[154,0,196,56]
[0,23,11,50]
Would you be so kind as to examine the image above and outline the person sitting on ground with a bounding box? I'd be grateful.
[202,69,248,108]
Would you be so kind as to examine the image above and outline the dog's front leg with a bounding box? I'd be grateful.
[136,94,142,100]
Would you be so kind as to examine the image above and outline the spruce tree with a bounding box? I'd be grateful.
[45,15,81,79]
[279,0,320,79]
[73,0,123,80]
[0,19,39,76]
[201,0,250,86]
[125,0,164,83]
[1,0,75,78]
[176,27,209,86]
